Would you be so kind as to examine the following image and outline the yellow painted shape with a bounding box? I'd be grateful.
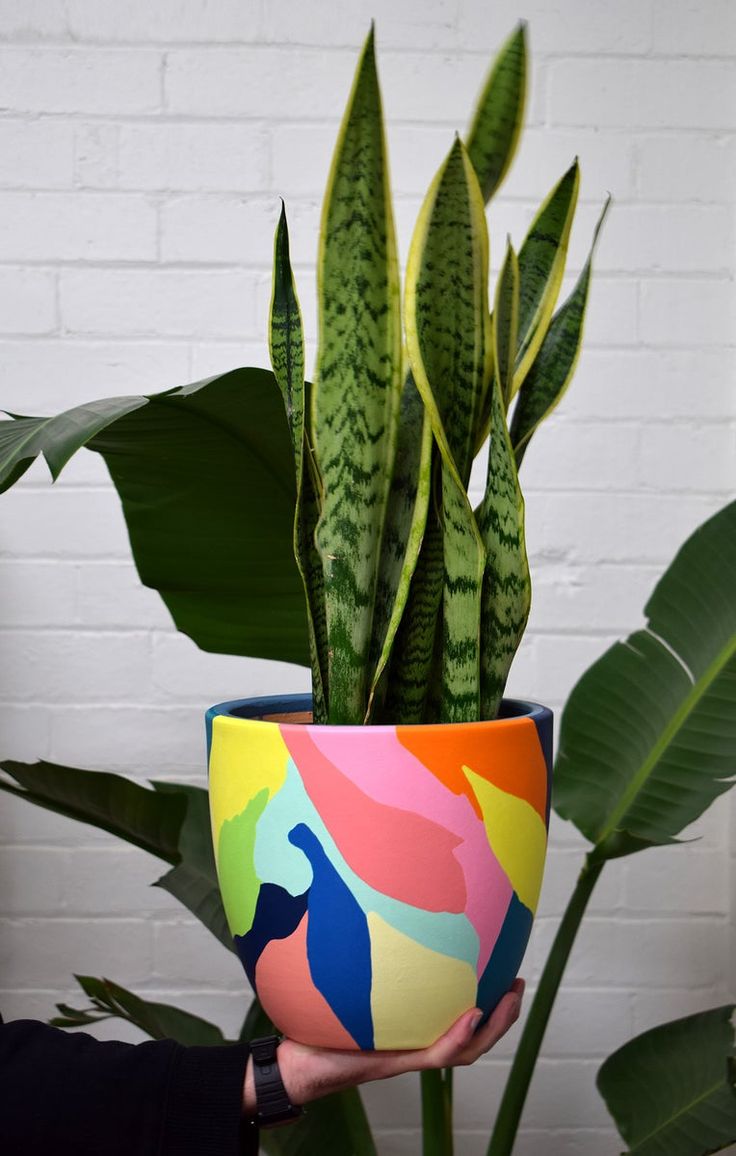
[462,766,547,914]
[209,717,290,857]
[368,912,478,1049]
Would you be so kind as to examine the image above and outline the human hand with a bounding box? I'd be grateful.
[243,978,525,1113]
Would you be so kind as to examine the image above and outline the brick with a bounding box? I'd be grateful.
[594,204,733,275]
[0,917,153,987]
[519,417,642,492]
[624,849,729,915]
[75,562,173,631]
[538,850,623,919]
[271,125,338,198]
[636,134,736,204]
[573,277,638,347]
[160,195,279,266]
[636,422,735,494]
[513,1130,620,1156]
[0,49,162,114]
[0,488,130,559]
[460,0,654,55]
[538,988,633,1058]
[63,848,175,915]
[151,632,310,705]
[0,121,74,189]
[262,0,461,51]
[0,268,56,334]
[0,848,66,915]
[633,989,736,1038]
[66,0,264,43]
[360,1071,421,1129]
[152,918,244,988]
[528,562,659,634]
[640,278,736,348]
[0,561,77,626]
[548,60,736,131]
[0,193,157,262]
[498,127,636,204]
[188,341,267,379]
[0,630,152,703]
[0,1,69,39]
[0,341,190,412]
[530,634,620,708]
[47,705,206,774]
[76,123,269,192]
[59,269,260,338]
[523,1059,612,1128]
[556,349,736,421]
[0,790,115,848]
[653,0,736,55]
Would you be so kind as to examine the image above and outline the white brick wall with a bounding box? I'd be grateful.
[0,2,734,1153]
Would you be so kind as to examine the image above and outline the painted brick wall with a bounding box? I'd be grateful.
[0,2,734,1153]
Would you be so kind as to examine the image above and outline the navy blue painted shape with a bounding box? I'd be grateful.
[531,708,554,825]
[476,892,533,1023]
[235,881,308,989]
[288,822,374,1049]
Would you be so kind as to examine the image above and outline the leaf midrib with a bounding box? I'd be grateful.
[594,631,736,846]
[627,1072,732,1152]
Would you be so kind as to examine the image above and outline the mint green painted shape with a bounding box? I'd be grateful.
[254,757,479,967]
[216,788,269,938]
[312,27,402,725]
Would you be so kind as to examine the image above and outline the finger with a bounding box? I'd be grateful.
[422,981,525,1069]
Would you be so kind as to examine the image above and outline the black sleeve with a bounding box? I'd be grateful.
[0,1019,259,1156]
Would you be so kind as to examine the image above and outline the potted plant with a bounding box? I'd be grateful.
[0,25,607,1052]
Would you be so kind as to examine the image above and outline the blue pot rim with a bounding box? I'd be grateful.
[206,694,551,728]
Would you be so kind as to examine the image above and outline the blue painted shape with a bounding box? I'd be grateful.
[235,881,308,989]
[476,892,533,1024]
[289,821,374,1049]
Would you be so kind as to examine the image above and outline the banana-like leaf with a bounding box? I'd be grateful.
[312,26,402,724]
[512,160,579,394]
[270,204,327,720]
[153,783,232,953]
[52,975,228,1047]
[476,380,530,719]
[494,238,520,410]
[0,369,309,667]
[511,198,610,467]
[554,501,736,859]
[597,1006,736,1155]
[466,22,527,203]
[405,137,489,722]
[0,760,184,864]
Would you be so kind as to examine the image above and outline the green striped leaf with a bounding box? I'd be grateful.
[554,500,736,859]
[466,22,527,203]
[405,136,490,722]
[494,237,520,410]
[511,198,610,467]
[513,159,580,393]
[476,379,530,719]
[312,26,402,724]
[269,204,327,720]
[598,1006,736,1155]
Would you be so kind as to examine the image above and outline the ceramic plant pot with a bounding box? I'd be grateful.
[207,694,552,1051]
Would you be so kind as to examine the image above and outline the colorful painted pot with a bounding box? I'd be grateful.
[207,694,552,1051]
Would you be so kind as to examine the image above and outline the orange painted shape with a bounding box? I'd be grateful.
[255,913,359,1049]
[398,717,547,822]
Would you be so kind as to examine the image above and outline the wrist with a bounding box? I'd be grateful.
[242,1036,304,1128]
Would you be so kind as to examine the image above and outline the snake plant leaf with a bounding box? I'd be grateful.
[513,159,580,394]
[476,379,530,719]
[494,237,520,410]
[52,976,229,1047]
[465,21,527,203]
[511,197,610,467]
[269,204,327,720]
[405,136,490,721]
[597,1006,736,1155]
[312,25,402,724]
[0,760,185,864]
[554,500,736,859]
[0,369,309,667]
[153,782,232,952]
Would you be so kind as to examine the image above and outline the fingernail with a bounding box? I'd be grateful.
[471,1010,483,1032]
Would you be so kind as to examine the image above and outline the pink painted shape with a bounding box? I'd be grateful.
[306,728,512,975]
[255,913,359,1049]
[282,728,467,914]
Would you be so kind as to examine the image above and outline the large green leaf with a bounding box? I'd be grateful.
[312,26,402,724]
[405,136,490,722]
[510,197,610,467]
[465,22,527,203]
[0,368,309,667]
[0,760,184,863]
[554,501,736,859]
[597,1006,736,1155]
[52,975,229,1047]
[270,203,327,719]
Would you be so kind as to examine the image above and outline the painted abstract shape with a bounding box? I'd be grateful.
[255,913,360,1049]
[209,715,290,842]
[476,891,533,1021]
[368,912,478,1049]
[462,767,548,914]
[215,788,269,937]
[235,880,308,988]
[284,728,467,914]
[289,822,374,1049]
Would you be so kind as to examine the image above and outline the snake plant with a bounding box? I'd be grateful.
[0,24,607,727]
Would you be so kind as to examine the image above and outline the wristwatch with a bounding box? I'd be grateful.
[250,1035,304,1128]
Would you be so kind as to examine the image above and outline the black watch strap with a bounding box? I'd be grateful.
[250,1035,304,1128]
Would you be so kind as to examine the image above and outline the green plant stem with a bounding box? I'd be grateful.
[486,854,604,1156]
[422,1067,454,1156]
